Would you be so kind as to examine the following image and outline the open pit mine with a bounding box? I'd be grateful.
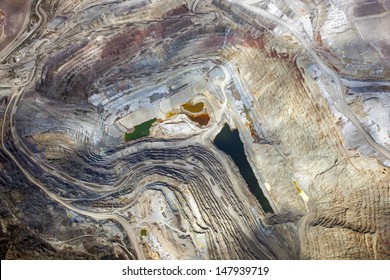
[0,0,389,260]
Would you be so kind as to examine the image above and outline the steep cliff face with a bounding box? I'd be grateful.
[0,0,389,260]
[225,43,390,259]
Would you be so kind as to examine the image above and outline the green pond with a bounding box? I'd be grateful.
[125,118,157,142]
[214,124,273,213]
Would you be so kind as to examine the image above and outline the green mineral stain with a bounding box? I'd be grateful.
[125,118,157,142]
[140,229,148,236]
[293,179,302,194]
[243,106,251,120]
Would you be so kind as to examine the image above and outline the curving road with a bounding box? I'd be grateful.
[223,0,390,160]
[0,0,144,260]
[2,85,144,260]
[2,0,388,260]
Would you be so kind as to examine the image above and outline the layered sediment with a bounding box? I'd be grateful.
[0,0,389,259]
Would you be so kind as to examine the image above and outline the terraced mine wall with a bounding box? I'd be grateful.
[0,0,389,260]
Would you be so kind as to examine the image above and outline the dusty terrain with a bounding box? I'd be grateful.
[0,0,389,259]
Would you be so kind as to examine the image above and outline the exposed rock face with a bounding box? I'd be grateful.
[314,0,390,79]
[0,9,5,41]
[223,42,390,259]
[0,0,389,259]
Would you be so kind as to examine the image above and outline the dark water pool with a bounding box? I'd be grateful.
[214,124,273,213]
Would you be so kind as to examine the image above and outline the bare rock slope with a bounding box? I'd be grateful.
[0,0,389,259]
